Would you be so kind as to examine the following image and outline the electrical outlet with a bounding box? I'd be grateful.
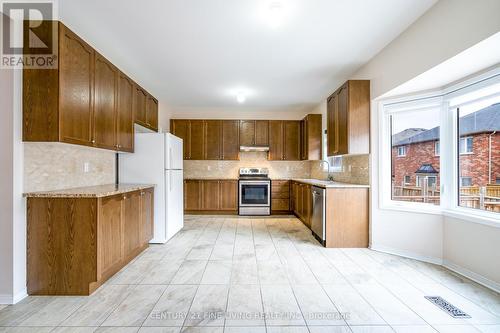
[84,162,90,173]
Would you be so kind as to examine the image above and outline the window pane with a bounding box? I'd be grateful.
[457,97,500,213]
[391,108,440,205]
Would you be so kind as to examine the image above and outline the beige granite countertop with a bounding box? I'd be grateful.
[291,178,370,188]
[24,183,155,198]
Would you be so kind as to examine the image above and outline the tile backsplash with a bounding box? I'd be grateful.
[184,152,311,179]
[310,154,370,185]
[184,151,370,185]
[24,142,116,192]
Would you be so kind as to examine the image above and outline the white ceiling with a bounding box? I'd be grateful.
[60,0,437,109]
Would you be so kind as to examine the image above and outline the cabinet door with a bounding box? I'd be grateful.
[117,73,134,152]
[327,93,338,156]
[300,120,307,160]
[202,180,220,210]
[59,25,94,146]
[303,114,322,160]
[204,120,222,160]
[94,54,118,150]
[122,191,142,258]
[284,121,300,161]
[239,120,255,146]
[134,87,148,126]
[171,120,191,159]
[303,185,312,228]
[184,180,201,211]
[337,84,349,155]
[222,120,240,160]
[255,120,269,146]
[99,195,123,278]
[140,188,154,244]
[190,120,205,160]
[220,180,238,210]
[268,120,284,160]
[146,96,158,131]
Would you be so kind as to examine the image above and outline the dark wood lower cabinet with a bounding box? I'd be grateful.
[26,187,154,296]
[271,180,291,214]
[291,181,312,227]
[185,179,237,214]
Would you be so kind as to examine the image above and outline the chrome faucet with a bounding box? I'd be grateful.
[318,159,334,181]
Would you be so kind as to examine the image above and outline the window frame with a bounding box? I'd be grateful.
[459,136,473,155]
[460,176,472,187]
[435,141,440,156]
[378,67,500,224]
[397,146,407,157]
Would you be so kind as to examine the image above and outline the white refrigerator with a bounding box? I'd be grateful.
[120,133,184,243]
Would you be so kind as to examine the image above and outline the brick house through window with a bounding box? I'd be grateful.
[392,103,500,189]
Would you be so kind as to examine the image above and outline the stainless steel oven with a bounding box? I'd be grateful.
[238,168,271,216]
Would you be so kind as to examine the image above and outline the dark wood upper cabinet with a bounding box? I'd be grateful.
[239,120,255,146]
[327,80,370,156]
[222,120,240,160]
[170,120,191,159]
[190,120,205,160]
[268,120,284,160]
[301,114,322,160]
[255,120,269,146]
[134,87,148,128]
[146,96,159,131]
[23,21,159,152]
[117,73,135,152]
[284,121,301,161]
[204,120,222,160]
[94,53,118,150]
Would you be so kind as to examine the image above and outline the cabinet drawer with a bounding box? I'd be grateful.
[272,191,290,199]
[272,198,290,211]
[272,180,290,192]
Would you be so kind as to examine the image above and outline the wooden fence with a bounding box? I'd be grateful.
[392,184,500,212]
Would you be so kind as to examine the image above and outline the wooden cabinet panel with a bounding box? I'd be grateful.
[202,180,220,210]
[268,120,284,160]
[123,191,142,259]
[303,184,312,228]
[140,188,154,244]
[325,188,369,248]
[272,199,289,211]
[219,180,238,210]
[94,54,118,150]
[99,195,123,278]
[204,120,222,160]
[184,180,202,210]
[134,87,147,127]
[222,120,240,160]
[240,120,255,146]
[301,114,322,160]
[255,120,269,146]
[327,80,370,156]
[117,73,134,152]
[284,121,301,161]
[171,120,191,159]
[337,84,349,155]
[59,24,94,146]
[190,120,205,160]
[146,96,158,131]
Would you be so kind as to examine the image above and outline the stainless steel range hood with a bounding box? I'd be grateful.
[239,145,269,152]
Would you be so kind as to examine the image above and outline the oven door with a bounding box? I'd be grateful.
[239,181,270,206]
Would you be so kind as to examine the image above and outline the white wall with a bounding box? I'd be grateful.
[444,217,500,290]
[0,67,26,304]
[350,0,500,286]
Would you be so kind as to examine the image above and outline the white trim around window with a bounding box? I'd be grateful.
[378,67,500,225]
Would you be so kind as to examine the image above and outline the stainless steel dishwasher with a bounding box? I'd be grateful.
[311,186,326,246]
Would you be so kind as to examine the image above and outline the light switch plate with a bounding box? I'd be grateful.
[84,162,90,173]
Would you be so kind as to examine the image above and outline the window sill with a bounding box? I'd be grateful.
[443,208,500,228]
[380,202,443,216]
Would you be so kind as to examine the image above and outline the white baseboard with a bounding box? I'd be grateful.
[443,260,500,293]
[0,288,28,305]
[370,244,443,265]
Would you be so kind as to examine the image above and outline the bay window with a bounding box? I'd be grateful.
[381,69,500,218]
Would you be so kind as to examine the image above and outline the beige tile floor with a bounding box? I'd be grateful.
[1,215,500,333]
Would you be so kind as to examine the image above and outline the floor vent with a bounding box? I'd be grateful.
[424,296,471,318]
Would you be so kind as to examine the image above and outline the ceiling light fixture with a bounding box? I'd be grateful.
[268,1,284,28]
[236,92,247,104]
